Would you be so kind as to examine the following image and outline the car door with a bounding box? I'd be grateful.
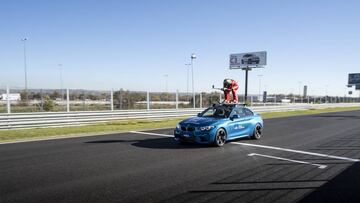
[243,108,256,135]
[227,108,251,139]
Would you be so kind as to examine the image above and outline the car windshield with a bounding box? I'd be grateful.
[199,106,233,118]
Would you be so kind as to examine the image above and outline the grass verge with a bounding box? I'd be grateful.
[1,106,359,143]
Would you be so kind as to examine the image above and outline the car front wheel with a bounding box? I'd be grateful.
[214,128,227,147]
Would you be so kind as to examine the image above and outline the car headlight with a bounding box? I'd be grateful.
[200,126,215,131]
[176,123,181,129]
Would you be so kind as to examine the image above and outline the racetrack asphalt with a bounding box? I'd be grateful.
[1,110,360,203]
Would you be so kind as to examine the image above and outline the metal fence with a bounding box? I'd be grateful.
[0,86,220,113]
[1,103,359,130]
[1,85,360,114]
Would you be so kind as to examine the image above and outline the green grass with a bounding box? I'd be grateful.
[260,106,360,119]
[0,106,359,143]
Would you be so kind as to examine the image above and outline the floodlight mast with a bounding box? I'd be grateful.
[164,74,169,92]
[58,64,63,100]
[191,53,196,108]
[21,38,28,102]
[185,63,191,98]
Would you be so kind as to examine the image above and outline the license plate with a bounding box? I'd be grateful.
[183,133,190,137]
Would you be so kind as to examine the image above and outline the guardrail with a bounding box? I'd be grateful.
[1,103,359,130]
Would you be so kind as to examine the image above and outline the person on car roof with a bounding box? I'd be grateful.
[223,78,239,103]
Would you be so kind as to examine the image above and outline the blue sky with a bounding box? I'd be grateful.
[0,0,359,96]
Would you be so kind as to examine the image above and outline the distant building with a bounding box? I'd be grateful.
[303,85,308,98]
[1,93,21,101]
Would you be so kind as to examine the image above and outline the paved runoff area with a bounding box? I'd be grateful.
[1,110,360,203]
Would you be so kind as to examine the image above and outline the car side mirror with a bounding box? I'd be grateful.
[231,114,240,120]
[197,113,201,117]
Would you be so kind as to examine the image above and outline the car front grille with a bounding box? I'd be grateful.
[181,125,195,132]
[187,127,195,132]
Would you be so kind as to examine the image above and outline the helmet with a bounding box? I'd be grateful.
[223,79,232,86]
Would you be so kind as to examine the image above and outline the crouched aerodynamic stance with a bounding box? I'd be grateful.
[223,78,239,103]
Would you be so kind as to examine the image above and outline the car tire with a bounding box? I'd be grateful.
[213,128,227,147]
[251,124,262,140]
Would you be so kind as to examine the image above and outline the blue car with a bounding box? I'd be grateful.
[174,104,264,147]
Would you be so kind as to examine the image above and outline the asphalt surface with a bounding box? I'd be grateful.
[1,110,360,203]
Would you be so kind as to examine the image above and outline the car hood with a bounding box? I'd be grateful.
[179,117,222,126]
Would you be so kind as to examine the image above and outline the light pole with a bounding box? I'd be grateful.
[164,74,169,102]
[191,53,196,108]
[164,74,168,92]
[344,86,347,103]
[185,63,191,98]
[257,75,263,102]
[298,81,302,103]
[325,84,328,103]
[58,64,64,100]
[21,38,28,101]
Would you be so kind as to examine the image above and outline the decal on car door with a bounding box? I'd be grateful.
[234,124,245,130]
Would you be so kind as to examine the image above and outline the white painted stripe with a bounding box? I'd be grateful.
[129,131,173,137]
[248,153,327,169]
[233,142,360,162]
[0,133,115,145]
[130,131,360,162]
[0,127,176,145]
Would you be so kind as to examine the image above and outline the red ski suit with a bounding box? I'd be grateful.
[224,79,239,102]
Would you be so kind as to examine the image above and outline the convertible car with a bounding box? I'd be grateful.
[174,104,263,147]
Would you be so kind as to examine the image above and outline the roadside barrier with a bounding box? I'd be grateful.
[1,103,359,130]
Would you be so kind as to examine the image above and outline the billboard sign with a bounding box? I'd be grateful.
[0,93,21,101]
[230,51,267,69]
[348,73,360,85]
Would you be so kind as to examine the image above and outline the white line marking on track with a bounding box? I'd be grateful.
[232,142,360,162]
[129,131,173,137]
[248,153,327,169]
[131,131,360,162]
